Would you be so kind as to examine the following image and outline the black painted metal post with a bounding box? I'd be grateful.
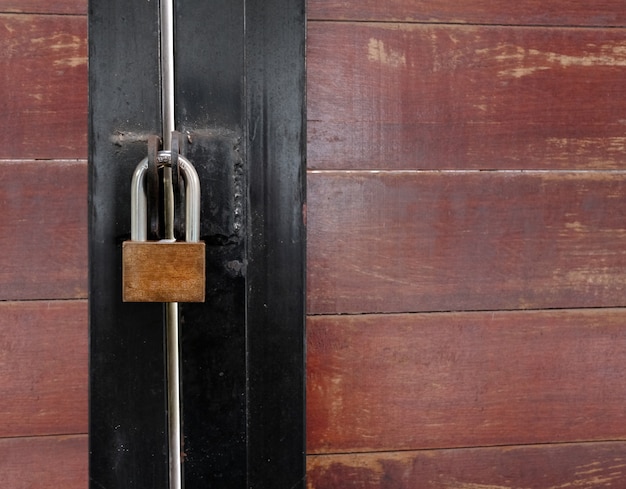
[89,0,306,487]
[245,2,307,485]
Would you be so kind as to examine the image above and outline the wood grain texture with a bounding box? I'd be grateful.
[123,241,206,302]
[308,0,626,26]
[0,435,87,489]
[0,160,87,300]
[0,14,87,159]
[307,310,626,454]
[0,300,88,438]
[308,171,626,314]
[0,1,86,15]
[307,442,626,488]
[308,23,626,170]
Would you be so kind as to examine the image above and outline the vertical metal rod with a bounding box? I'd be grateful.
[160,0,175,148]
[160,1,182,489]
[166,301,181,489]
[161,0,175,238]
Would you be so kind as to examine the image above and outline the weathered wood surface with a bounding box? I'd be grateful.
[308,171,626,314]
[308,23,626,170]
[0,5,89,487]
[0,300,87,438]
[0,160,87,300]
[0,1,85,14]
[307,310,626,453]
[308,0,626,26]
[307,442,626,488]
[0,14,87,159]
[306,1,626,485]
[0,435,87,488]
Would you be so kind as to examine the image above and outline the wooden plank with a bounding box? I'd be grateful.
[307,442,626,488]
[0,160,87,300]
[0,14,87,159]
[0,1,86,15]
[308,171,626,314]
[0,435,87,489]
[0,301,88,438]
[307,310,626,453]
[308,0,626,26]
[308,23,626,170]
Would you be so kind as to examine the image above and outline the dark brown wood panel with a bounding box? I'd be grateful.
[0,160,87,300]
[0,300,87,438]
[308,0,626,26]
[307,442,626,488]
[0,1,85,14]
[308,171,626,314]
[308,23,626,170]
[0,435,87,488]
[307,310,626,454]
[0,14,87,159]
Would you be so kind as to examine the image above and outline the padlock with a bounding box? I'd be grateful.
[123,151,205,302]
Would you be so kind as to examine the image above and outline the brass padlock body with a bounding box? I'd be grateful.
[123,241,205,302]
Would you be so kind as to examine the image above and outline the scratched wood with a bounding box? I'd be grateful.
[307,442,626,488]
[0,1,85,14]
[308,171,626,315]
[0,300,88,438]
[0,14,87,159]
[308,23,626,170]
[0,160,87,300]
[308,0,626,26]
[307,310,626,453]
[0,435,87,488]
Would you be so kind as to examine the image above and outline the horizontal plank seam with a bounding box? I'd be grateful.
[0,433,88,442]
[307,306,626,317]
[307,439,626,457]
[0,159,87,164]
[0,298,88,304]
[307,18,626,30]
[0,12,86,18]
[307,169,626,175]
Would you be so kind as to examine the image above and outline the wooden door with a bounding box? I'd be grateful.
[306,1,626,486]
[0,4,88,487]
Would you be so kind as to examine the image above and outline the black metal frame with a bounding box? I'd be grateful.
[88,0,305,487]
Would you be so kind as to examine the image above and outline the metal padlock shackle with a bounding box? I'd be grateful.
[130,150,201,242]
